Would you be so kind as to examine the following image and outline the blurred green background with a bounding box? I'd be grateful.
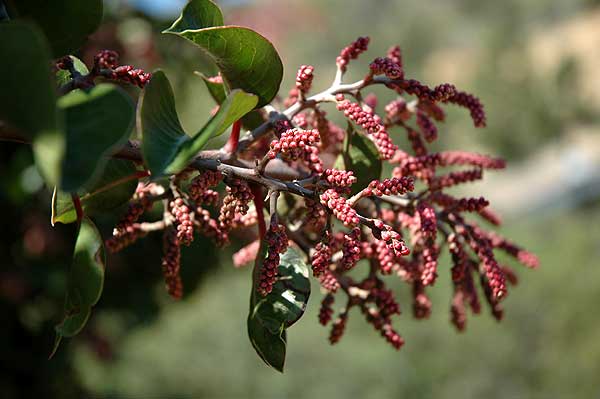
[2,0,600,397]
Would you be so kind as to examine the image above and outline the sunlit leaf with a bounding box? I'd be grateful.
[196,71,267,130]
[140,70,257,176]
[164,0,283,107]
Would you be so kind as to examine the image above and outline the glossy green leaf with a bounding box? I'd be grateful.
[166,0,224,30]
[10,0,103,56]
[138,70,188,177]
[247,312,287,373]
[251,248,311,330]
[52,160,139,225]
[248,247,311,372]
[140,70,257,176]
[195,71,227,103]
[60,84,135,191]
[164,0,283,107]
[54,217,105,350]
[335,125,382,195]
[167,90,258,172]
[55,55,89,87]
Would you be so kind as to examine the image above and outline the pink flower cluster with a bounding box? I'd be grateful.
[295,65,314,95]
[258,222,288,296]
[103,35,537,355]
[92,50,152,88]
[369,57,404,79]
[268,128,323,173]
[320,189,359,227]
[336,36,370,72]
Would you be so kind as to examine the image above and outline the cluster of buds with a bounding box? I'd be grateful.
[169,197,194,246]
[161,228,183,299]
[92,50,152,88]
[219,179,254,232]
[105,182,160,253]
[311,231,333,277]
[374,220,410,258]
[258,222,288,296]
[268,128,323,173]
[341,228,361,270]
[56,49,152,94]
[336,96,381,134]
[189,171,222,205]
[369,57,404,79]
[320,189,359,227]
[102,35,537,355]
[364,177,414,197]
[336,36,370,72]
[323,168,357,189]
[295,65,314,96]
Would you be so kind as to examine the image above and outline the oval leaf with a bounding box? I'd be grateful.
[0,23,64,187]
[165,0,224,30]
[52,159,139,225]
[248,246,311,372]
[251,248,311,329]
[167,89,258,173]
[334,125,382,195]
[138,70,188,177]
[196,71,267,130]
[164,0,283,107]
[54,217,105,352]
[140,70,257,176]
[0,22,57,138]
[247,313,287,373]
[60,84,135,191]
[68,217,106,307]
[10,0,103,56]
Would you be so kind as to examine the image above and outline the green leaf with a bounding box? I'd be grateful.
[167,90,258,173]
[138,70,188,177]
[196,71,266,131]
[55,306,91,338]
[52,159,139,225]
[54,217,105,349]
[247,313,287,373]
[60,84,135,191]
[10,0,103,56]
[69,217,106,307]
[334,126,382,195]
[248,247,311,372]
[55,55,89,87]
[165,0,224,30]
[164,0,283,107]
[0,22,58,139]
[140,70,257,176]
[0,23,65,187]
[195,71,227,104]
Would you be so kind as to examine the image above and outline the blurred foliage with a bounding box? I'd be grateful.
[2,0,600,397]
